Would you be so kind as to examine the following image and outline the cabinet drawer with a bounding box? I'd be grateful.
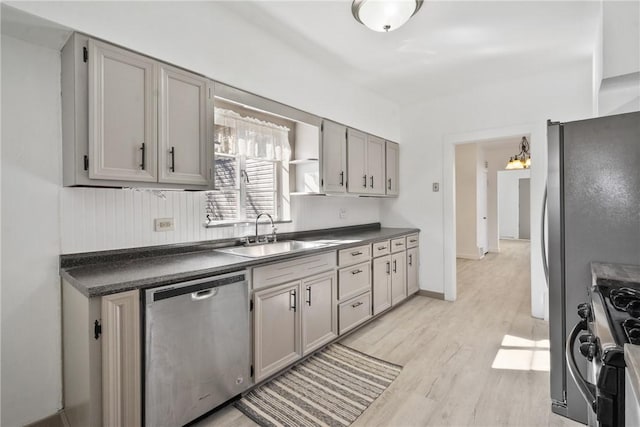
[391,237,406,253]
[339,292,372,335]
[338,244,371,266]
[338,261,371,301]
[406,234,419,248]
[253,252,336,290]
[372,240,390,256]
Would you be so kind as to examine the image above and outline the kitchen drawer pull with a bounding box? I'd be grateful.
[351,301,363,308]
[363,175,367,188]
[395,242,403,246]
[351,251,363,256]
[306,286,311,306]
[378,246,387,250]
[409,239,417,243]
[140,143,146,170]
[351,269,363,275]
[290,289,297,312]
[393,260,397,273]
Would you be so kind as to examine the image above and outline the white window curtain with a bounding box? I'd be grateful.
[214,108,291,160]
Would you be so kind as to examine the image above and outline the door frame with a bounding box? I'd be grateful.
[443,122,548,320]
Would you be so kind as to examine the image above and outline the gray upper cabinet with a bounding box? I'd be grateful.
[321,120,347,193]
[386,141,400,196]
[347,130,385,195]
[88,39,158,182]
[62,33,212,189]
[158,65,211,185]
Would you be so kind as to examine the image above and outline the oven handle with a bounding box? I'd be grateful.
[565,319,597,412]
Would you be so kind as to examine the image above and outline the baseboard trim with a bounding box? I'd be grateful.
[456,253,481,260]
[25,410,68,427]
[418,290,445,300]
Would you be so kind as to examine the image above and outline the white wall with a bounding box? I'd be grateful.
[1,3,397,425]
[1,35,63,426]
[602,0,640,79]
[455,143,479,259]
[382,60,593,316]
[497,169,531,239]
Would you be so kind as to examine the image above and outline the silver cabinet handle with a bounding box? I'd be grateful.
[351,301,363,308]
[340,171,344,186]
[388,178,391,190]
[370,175,373,188]
[363,174,367,188]
[378,246,387,250]
[170,146,176,172]
[395,242,403,246]
[409,254,413,266]
[393,260,397,273]
[306,286,311,306]
[386,261,390,274]
[351,269,363,275]
[409,239,417,243]
[351,251,363,256]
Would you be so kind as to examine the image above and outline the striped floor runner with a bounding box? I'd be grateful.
[235,343,402,427]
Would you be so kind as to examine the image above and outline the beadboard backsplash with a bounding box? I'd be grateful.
[60,188,382,254]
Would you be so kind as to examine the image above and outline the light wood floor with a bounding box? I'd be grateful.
[195,240,581,427]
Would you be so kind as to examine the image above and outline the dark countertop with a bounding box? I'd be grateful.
[61,223,419,297]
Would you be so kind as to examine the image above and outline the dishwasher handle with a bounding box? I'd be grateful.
[191,288,218,301]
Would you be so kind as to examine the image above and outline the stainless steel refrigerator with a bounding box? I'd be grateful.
[546,111,640,424]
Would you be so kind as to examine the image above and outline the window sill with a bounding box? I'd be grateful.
[204,219,292,229]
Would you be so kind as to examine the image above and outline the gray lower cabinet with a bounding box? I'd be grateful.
[338,292,372,334]
[372,255,392,315]
[62,281,141,427]
[253,270,337,383]
[407,247,419,296]
[301,272,338,355]
[253,281,301,383]
[391,251,407,306]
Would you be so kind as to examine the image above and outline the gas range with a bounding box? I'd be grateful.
[595,278,640,349]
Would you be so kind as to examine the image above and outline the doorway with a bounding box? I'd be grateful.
[446,124,545,320]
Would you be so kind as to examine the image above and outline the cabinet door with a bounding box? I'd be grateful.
[347,128,368,194]
[88,39,157,182]
[372,255,392,315]
[407,247,419,295]
[254,281,301,382]
[321,120,347,193]
[102,290,141,427]
[158,65,211,186]
[367,135,385,195]
[301,272,337,355]
[391,251,407,305]
[386,141,400,196]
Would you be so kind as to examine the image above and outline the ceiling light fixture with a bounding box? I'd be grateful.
[352,0,424,32]
[505,137,531,170]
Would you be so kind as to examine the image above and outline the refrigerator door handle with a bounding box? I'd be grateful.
[565,319,597,412]
[541,184,549,287]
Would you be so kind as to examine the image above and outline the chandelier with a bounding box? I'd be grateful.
[505,137,531,170]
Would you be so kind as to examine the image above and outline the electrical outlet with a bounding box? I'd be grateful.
[154,218,175,232]
[433,182,440,192]
[339,208,347,219]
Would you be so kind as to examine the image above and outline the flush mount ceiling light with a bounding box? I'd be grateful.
[505,137,531,170]
[352,0,424,32]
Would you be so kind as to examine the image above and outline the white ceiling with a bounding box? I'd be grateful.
[223,0,601,105]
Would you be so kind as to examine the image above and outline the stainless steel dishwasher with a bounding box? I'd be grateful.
[144,270,250,427]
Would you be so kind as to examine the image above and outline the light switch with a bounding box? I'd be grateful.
[433,182,440,192]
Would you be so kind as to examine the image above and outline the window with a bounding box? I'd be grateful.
[206,107,291,223]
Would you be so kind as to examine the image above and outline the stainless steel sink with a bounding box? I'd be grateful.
[215,240,329,258]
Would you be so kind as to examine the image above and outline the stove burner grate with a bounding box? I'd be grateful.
[623,318,640,345]
[610,287,640,313]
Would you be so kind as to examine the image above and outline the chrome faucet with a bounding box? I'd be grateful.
[255,212,277,244]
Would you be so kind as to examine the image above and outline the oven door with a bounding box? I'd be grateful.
[566,319,599,426]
